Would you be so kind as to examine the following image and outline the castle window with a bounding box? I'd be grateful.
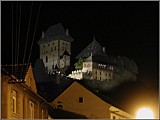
[51,47,53,51]
[79,97,83,103]
[62,46,64,51]
[46,66,48,71]
[46,56,48,63]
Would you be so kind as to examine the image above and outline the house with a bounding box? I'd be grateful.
[1,64,52,119]
[38,23,74,71]
[52,81,135,119]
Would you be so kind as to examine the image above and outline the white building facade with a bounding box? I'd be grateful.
[38,23,73,72]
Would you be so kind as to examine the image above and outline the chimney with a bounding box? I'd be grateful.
[66,29,69,36]
[103,47,105,53]
[42,31,44,38]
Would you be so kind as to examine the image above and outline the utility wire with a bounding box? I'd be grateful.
[12,3,13,74]
[17,3,21,65]
[28,3,41,65]
[21,2,33,77]
[15,3,18,65]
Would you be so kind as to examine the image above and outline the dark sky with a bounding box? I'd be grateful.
[2,1,159,91]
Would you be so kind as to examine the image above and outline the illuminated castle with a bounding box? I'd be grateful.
[68,37,114,81]
[38,23,73,72]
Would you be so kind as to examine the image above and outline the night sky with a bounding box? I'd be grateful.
[1,1,159,114]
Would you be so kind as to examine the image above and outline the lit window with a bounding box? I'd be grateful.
[12,89,17,113]
[29,101,34,119]
[79,97,83,103]
[42,109,44,119]
[28,77,31,87]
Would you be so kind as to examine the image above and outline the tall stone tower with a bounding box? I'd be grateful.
[38,23,74,72]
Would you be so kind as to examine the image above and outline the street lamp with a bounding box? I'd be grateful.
[136,108,154,119]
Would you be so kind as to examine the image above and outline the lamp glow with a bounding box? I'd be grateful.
[136,108,154,119]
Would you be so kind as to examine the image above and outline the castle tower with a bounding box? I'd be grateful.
[38,23,74,72]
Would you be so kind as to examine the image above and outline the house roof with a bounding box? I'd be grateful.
[76,37,108,59]
[1,64,30,80]
[38,23,74,44]
[48,108,87,119]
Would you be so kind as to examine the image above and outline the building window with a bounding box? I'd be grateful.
[43,45,45,48]
[51,47,53,51]
[79,97,83,103]
[52,42,54,45]
[46,56,48,63]
[55,47,56,51]
[28,77,31,87]
[29,101,34,119]
[12,89,17,113]
[95,71,97,74]
[46,66,48,71]
[113,115,116,119]
[42,109,44,119]
[48,44,50,46]
[100,77,101,81]
[62,46,64,51]
[100,72,101,75]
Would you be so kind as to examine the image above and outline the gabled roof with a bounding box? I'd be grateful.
[85,52,112,64]
[38,23,73,44]
[1,64,30,80]
[76,37,107,59]
[49,108,87,119]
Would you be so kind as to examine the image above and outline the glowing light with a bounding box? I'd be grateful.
[136,108,154,119]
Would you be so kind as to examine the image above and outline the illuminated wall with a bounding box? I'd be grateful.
[52,81,134,119]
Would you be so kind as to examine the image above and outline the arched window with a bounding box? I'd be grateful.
[46,56,48,63]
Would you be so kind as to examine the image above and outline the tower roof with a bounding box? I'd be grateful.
[38,23,74,44]
[76,37,108,59]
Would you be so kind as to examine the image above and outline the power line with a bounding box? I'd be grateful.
[28,3,41,65]
[12,3,13,74]
[17,3,21,64]
[21,2,33,77]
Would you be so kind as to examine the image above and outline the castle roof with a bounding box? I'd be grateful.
[76,37,108,59]
[38,23,73,44]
